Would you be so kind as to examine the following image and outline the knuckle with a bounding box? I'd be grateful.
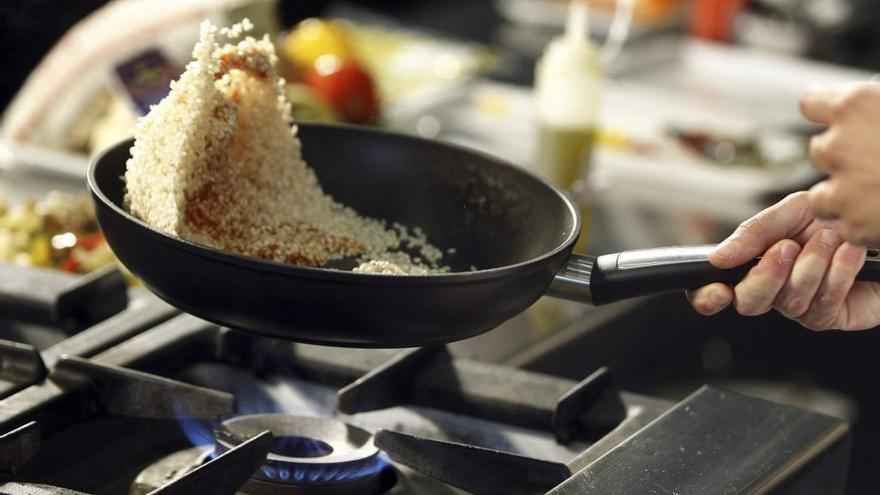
[800,272,825,289]
[817,230,841,250]
[834,89,862,117]
[735,290,770,316]
[806,184,840,219]
[810,136,842,166]
[778,296,808,317]
[814,291,839,311]
[732,296,750,315]
[799,272,824,289]
[732,293,755,315]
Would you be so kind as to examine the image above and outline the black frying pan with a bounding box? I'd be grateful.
[88,123,880,347]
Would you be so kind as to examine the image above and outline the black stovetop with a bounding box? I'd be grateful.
[0,265,853,494]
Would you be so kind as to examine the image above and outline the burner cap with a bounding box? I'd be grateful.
[215,414,384,494]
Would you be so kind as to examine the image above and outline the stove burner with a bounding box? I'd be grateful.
[272,436,334,458]
[214,414,386,494]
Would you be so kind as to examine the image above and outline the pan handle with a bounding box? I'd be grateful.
[548,245,880,305]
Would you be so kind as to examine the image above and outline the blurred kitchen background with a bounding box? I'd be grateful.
[2,0,880,492]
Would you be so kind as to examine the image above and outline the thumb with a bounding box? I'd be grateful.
[710,192,815,269]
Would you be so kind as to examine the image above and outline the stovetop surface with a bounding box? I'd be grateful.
[0,269,853,495]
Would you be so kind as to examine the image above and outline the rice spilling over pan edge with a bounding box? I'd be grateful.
[123,19,445,274]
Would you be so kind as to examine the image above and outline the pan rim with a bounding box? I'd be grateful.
[87,123,581,285]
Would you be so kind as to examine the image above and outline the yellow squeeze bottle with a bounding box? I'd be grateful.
[534,0,603,250]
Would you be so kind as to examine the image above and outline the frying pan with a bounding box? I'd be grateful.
[88,123,880,347]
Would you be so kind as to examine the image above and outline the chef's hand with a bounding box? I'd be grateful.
[687,192,880,331]
[802,82,880,246]
[687,81,880,330]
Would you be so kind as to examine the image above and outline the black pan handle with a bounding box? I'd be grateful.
[548,245,880,306]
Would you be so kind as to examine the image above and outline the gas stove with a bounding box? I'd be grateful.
[0,265,852,494]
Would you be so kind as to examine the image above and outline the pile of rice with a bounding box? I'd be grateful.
[124,19,444,275]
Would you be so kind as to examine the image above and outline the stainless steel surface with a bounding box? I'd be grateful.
[616,245,715,270]
[549,386,850,495]
[547,254,594,304]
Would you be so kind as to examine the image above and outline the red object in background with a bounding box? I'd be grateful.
[305,55,379,124]
[60,256,79,273]
[690,0,749,42]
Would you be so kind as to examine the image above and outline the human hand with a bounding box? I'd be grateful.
[802,82,880,246]
[687,192,880,331]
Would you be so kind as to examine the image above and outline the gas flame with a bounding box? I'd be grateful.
[172,361,387,484]
[173,406,216,455]
[173,362,337,453]
[259,454,390,485]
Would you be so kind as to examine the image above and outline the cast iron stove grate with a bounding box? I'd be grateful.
[0,265,854,494]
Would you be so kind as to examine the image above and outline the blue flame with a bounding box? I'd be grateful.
[174,362,337,417]
[172,362,383,485]
[258,454,390,485]
[273,435,332,457]
[172,395,217,456]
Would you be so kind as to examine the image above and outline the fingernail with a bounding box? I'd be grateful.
[780,242,798,262]
[708,290,726,309]
[715,241,735,260]
[821,229,840,248]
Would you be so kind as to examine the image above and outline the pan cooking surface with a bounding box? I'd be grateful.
[88,124,579,346]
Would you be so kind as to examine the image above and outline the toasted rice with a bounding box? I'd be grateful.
[124,19,445,274]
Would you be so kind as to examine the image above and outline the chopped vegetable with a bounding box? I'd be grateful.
[282,18,353,71]
[305,55,379,124]
[0,190,116,274]
[284,83,339,123]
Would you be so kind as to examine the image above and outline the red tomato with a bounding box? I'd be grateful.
[305,55,379,124]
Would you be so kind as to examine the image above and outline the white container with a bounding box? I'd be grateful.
[533,0,603,188]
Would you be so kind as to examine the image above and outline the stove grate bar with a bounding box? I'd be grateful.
[375,428,570,495]
[40,291,178,369]
[552,367,626,445]
[149,430,272,495]
[339,345,629,443]
[54,265,129,333]
[337,346,444,414]
[0,264,127,333]
[0,341,46,399]
[52,355,234,420]
[0,316,220,438]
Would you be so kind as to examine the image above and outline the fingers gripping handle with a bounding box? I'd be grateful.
[549,245,880,305]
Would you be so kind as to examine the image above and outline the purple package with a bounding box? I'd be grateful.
[113,48,182,116]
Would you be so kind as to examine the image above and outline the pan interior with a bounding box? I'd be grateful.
[94,124,578,273]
